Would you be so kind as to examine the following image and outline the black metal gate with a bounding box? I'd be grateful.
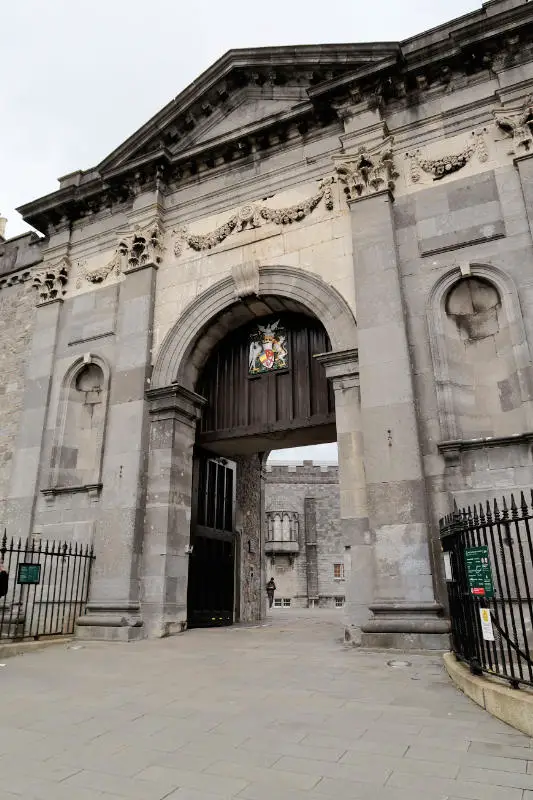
[440,494,533,688]
[187,454,236,628]
[0,533,94,640]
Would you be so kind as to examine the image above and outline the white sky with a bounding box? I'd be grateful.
[1,0,482,238]
[1,0,482,463]
[268,443,338,463]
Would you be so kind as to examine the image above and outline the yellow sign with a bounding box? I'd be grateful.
[479,607,495,641]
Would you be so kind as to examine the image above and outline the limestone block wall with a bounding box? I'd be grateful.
[235,454,263,622]
[264,462,342,608]
[0,233,43,520]
[29,283,120,547]
[396,165,533,504]
[0,281,36,519]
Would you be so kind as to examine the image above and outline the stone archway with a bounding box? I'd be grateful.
[152,264,359,391]
[143,264,372,639]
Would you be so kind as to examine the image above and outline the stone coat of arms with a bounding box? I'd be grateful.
[249,320,288,375]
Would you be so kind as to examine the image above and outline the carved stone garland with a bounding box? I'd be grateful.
[333,138,399,200]
[406,130,488,183]
[173,178,334,257]
[77,220,164,287]
[32,257,70,302]
[493,96,533,153]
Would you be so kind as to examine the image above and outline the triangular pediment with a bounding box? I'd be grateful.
[97,44,400,175]
[178,88,307,151]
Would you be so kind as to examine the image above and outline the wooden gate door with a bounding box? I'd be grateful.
[187,452,236,628]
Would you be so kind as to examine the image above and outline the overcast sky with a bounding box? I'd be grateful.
[1,0,483,465]
[2,0,482,239]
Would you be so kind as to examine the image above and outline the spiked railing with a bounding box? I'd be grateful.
[0,531,94,641]
[440,492,533,688]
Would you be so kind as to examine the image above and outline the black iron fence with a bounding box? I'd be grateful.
[440,493,533,688]
[0,532,94,641]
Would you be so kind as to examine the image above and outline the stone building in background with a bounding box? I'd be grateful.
[1,0,533,648]
[264,462,343,609]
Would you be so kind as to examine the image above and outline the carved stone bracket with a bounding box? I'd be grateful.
[494,96,533,153]
[333,138,399,201]
[173,177,334,257]
[32,257,70,302]
[406,129,488,183]
[77,219,164,287]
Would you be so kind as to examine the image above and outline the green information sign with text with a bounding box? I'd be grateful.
[17,563,41,585]
[464,546,494,599]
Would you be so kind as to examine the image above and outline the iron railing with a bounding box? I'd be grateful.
[0,532,94,641]
[440,493,533,688]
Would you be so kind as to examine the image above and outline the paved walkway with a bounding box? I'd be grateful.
[1,609,532,800]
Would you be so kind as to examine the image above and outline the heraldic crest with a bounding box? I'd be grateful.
[249,320,288,375]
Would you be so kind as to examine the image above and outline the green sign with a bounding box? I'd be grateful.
[17,563,41,585]
[464,546,494,599]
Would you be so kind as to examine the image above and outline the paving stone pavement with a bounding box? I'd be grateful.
[0,608,532,800]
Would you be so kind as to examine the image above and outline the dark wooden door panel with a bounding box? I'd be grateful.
[197,313,333,441]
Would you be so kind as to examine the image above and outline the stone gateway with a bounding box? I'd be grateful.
[2,0,533,648]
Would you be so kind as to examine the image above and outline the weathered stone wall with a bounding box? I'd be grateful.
[0,282,36,520]
[0,232,42,521]
[4,0,533,644]
[264,462,343,608]
[394,163,533,600]
[235,454,263,622]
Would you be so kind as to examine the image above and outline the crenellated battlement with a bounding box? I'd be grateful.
[265,461,339,484]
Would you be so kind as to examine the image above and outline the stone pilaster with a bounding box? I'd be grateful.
[5,297,63,539]
[142,384,206,638]
[316,349,374,642]
[304,497,319,603]
[346,190,449,649]
[77,261,157,641]
[515,153,533,244]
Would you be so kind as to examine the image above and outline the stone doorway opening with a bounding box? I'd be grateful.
[187,309,338,629]
[265,442,339,614]
[144,266,369,641]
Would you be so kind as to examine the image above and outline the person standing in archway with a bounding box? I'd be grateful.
[266,577,276,609]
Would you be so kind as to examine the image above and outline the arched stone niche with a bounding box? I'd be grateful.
[427,264,533,443]
[47,355,110,492]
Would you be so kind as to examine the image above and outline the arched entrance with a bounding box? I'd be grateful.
[188,310,334,627]
[144,265,372,639]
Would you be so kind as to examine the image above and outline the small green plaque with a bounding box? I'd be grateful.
[17,563,41,585]
[464,546,494,599]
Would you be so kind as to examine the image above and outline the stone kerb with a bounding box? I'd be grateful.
[444,652,533,737]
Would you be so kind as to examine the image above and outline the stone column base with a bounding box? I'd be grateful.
[76,602,144,643]
[361,602,451,651]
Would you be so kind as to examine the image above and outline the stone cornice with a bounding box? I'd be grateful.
[16,2,533,234]
[147,384,206,426]
[315,349,359,388]
[439,432,533,462]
